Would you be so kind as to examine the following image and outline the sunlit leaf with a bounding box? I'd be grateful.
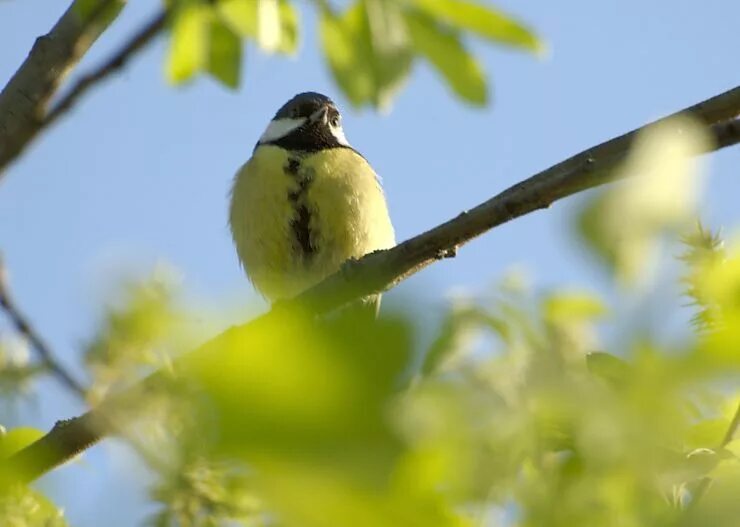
[256,0,282,51]
[276,0,300,54]
[405,10,487,105]
[687,419,731,451]
[217,0,256,36]
[0,426,44,459]
[577,116,711,284]
[410,0,542,53]
[218,0,299,54]
[543,291,607,322]
[320,0,412,109]
[166,2,210,84]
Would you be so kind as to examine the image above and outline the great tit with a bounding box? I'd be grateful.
[229,92,395,314]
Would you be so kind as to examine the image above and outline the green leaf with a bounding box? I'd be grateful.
[0,426,44,459]
[686,419,731,451]
[410,0,542,53]
[208,18,242,89]
[217,0,257,36]
[320,0,413,109]
[405,10,487,105]
[543,291,607,323]
[166,2,210,84]
[0,486,68,526]
[217,0,299,54]
[586,352,631,388]
[576,116,711,285]
[276,0,300,54]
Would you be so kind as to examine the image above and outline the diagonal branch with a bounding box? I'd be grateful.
[42,9,168,129]
[0,0,126,176]
[0,256,87,395]
[1,86,739,487]
[0,256,174,474]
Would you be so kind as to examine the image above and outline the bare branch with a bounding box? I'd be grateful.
[0,256,172,475]
[43,9,168,129]
[0,256,87,395]
[0,0,126,175]
[1,86,739,487]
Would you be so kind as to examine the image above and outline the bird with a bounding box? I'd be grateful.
[228,92,395,315]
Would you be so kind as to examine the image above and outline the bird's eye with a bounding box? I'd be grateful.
[330,115,341,127]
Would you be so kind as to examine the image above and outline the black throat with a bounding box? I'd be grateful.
[257,121,352,153]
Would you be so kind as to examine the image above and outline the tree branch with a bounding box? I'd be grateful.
[0,255,87,395]
[1,86,739,486]
[0,0,126,176]
[42,9,168,129]
[0,255,174,475]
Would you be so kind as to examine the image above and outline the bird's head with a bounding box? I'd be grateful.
[257,92,350,151]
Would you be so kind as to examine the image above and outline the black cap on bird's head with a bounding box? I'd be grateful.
[258,91,350,152]
[273,92,337,120]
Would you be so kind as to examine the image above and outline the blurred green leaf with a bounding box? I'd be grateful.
[187,308,411,460]
[687,419,731,451]
[84,270,185,402]
[217,0,299,54]
[405,10,487,105]
[543,291,607,322]
[680,222,725,329]
[150,457,262,527]
[410,0,542,53]
[207,18,242,88]
[166,1,210,84]
[0,426,44,460]
[181,307,479,526]
[0,486,68,526]
[586,351,631,388]
[321,0,413,109]
[577,116,711,284]
[276,0,300,54]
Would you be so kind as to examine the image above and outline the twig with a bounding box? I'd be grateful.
[0,256,87,396]
[43,9,169,128]
[1,86,739,486]
[0,255,172,475]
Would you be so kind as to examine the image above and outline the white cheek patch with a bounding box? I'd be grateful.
[259,117,306,143]
[330,125,350,147]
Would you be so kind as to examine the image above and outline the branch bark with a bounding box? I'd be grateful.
[2,86,739,487]
[0,0,126,176]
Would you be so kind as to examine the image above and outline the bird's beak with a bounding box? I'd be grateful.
[309,105,329,124]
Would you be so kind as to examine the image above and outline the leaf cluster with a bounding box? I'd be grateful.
[165,0,541,107]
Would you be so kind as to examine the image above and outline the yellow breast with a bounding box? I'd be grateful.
[229,145,395,301]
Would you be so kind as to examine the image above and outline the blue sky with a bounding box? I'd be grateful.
[1,0,739,524]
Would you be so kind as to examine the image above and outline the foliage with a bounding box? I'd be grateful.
[13,116,740,526]
[0,427,68,526]
[164,0,541,108]
[0,9,738,525]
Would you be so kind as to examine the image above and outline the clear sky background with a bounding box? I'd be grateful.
[1,1,739,524]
